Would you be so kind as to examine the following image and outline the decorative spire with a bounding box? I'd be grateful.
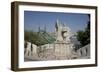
[44,24,46,32]
[56,19,59,24]
[38,25,40,32]
[55,19,60,28]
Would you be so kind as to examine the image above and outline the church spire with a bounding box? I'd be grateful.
[38,25,40,32]
[44,24,46,32]
[56,19,60,25]
[55,19,60,28]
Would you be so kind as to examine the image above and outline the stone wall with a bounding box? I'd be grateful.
[37,42,74,60]
[77,44,90,59]
[24,41,90,61]
[24,41,77,61]
[24,42,38,60]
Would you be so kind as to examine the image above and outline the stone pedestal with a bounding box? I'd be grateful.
[54,42,74,59]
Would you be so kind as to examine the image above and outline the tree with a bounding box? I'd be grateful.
[76,14,90,46]
[24,31,30,42]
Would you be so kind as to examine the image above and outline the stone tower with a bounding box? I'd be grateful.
[55,19,71,43]
[54,19,74,59]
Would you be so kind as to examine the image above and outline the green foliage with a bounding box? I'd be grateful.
[24,31,30,41]
[77,30,90,46]
[76,15,90,46]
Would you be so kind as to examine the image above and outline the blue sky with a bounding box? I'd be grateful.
[24,11,89,33]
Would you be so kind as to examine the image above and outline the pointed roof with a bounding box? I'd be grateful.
[55,19,60,28]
